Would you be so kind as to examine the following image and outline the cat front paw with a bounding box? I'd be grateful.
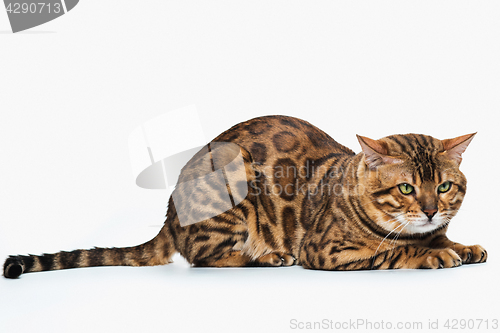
[420,249,462,269]
[454,244,487,264]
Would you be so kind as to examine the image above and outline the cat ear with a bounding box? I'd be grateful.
[356,135,402,169]
[441,133,476,165]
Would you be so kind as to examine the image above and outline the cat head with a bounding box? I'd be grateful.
[356,133,475,235]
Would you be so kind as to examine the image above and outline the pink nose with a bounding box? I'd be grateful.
[424,208,438,219]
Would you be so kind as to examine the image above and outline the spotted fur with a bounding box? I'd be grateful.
[3,116,486,278]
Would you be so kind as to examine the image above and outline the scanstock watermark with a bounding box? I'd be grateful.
[128,106,363,227]
[3,0,79,33]
[290,319,424,330]
[290,318,499,330]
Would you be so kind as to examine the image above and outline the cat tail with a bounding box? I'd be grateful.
[3,227,176,279]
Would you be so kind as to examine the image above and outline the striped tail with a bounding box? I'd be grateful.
[3,230,176,279]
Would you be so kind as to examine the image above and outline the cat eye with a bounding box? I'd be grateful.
[398,183,414,195]
[438,181,451,193]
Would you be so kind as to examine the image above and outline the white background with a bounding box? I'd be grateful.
[1,1,499,332]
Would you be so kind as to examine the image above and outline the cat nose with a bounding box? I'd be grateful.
[423,208,438,219]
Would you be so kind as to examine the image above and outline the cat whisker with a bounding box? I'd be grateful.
[390,220,410,247]
[371,214,406,268]
[387,220,410,259]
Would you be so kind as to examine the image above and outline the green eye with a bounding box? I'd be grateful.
[438,181,451,193]
[399,183,414,195]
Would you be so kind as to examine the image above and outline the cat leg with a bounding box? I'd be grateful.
[193,250,252,267]
[192,250,295,267]
[429,235,487,264]
[300,243,463,270]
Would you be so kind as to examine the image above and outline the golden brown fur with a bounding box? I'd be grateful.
[3,116,486,278]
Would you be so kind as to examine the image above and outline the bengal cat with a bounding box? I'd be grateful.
[3,115,487,278]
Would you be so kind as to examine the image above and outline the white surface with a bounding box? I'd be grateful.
[1,1,499,332]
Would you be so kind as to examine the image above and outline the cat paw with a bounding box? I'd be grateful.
[455,245,487,264]
[255,253,296,267]
[420,249,462,269]
[281,254,297,266]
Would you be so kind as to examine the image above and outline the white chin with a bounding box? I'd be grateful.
[409,221,443,234]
